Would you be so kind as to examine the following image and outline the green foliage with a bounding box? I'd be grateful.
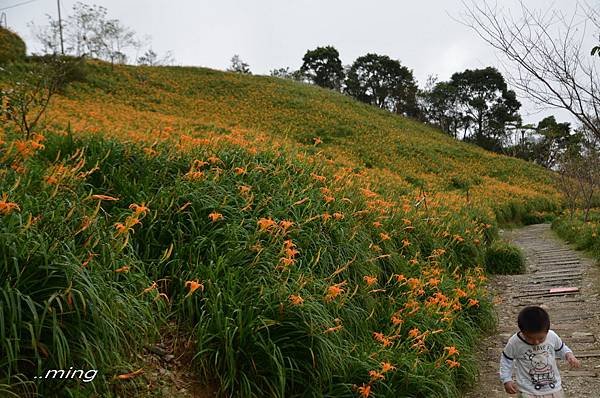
[422,67,521,152]
[345,53,419,117]
[552,210,600,259]
[509,116,581,169]
[0,56,87,139]
[227,54,251,74]
[0,130,498,397]
[300,46,344,90]
[27,55,89,91]
[0,27,26,64]
[522,211,555,225]
[0,133,163,397]
[484,241,525,274]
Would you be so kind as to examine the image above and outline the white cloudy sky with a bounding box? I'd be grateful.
[2,0,592,124]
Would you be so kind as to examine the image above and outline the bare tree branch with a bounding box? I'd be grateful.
[459,0,600,139]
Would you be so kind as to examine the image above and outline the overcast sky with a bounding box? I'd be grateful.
[2,0,589,124]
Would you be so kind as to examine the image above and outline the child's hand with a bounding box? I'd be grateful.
[566,352,581,368]
[504,381,519,394]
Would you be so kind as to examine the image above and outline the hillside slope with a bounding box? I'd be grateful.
[0,59,561,397]
[46,61,559,220]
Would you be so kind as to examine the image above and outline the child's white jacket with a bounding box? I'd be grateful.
[499,329,572,395]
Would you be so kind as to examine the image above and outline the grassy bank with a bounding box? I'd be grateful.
[0,58,564,397]
[552,210,600,260]
[1,129,499,397]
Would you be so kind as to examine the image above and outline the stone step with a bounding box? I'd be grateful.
[531,271,583,278]
[536,260,581,266]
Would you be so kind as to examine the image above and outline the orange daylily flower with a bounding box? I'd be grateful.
[445,346,460,356]
[192,160,209,168]
[142,282,158,294]
[363,275,378,286]
[284,247,299,258]
[129,202,149,216]
[114,223,128,236]
[333,212,344,220]
[372,332,393,347]
[369,370,385,381]
[467,298,479,307]
[322,212,332,221]
[323,195,335,203]
[208,212,224,222]
[325,282,346,302]
[234,167,246,175]
[360,188,378,198]
[279,257,295,267]
[257,217,277,231]
[408,328,420,338]
[428,277,441,287]
[207,156,221,164]
[185,280,204,295]
[310,173,326,183]
[446,359,461,368]
[379,232,390,241]
[380,362,396,373]
[283,239,296,249]
[115,265,130,273]
[0,193,20,215]
[407,278,421,290]
[279,220,294,230]
[372,221,382,228]
[288,294,304,306]
[357,383,371,398]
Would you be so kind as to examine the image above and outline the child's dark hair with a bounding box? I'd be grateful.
[518,306,550,332]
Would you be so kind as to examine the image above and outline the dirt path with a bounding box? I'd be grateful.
[466,223,600,398]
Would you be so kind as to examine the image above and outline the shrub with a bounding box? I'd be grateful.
[522,211,555,225]
[28,54,89,91]
[484,241,525,274]
[0,27,26,64]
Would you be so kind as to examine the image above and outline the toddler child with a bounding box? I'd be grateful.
[499,306,581,397]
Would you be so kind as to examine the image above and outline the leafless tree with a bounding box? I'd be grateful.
[555,125,600,221]
[460,1,600,141]
[1,57,76,139]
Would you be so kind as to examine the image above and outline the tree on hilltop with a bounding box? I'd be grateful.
[28,2,171,66]
[300,46,345,90]
[345,53,419,117]
[228,54,251,74]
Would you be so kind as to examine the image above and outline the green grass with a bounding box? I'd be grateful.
[552,210,600,260]
[484,241,526,274]
[1,129,499,397]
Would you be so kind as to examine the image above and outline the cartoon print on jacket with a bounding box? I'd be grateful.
[526,350,557,390]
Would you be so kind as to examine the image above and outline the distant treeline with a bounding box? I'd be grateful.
[230,46,587,168]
